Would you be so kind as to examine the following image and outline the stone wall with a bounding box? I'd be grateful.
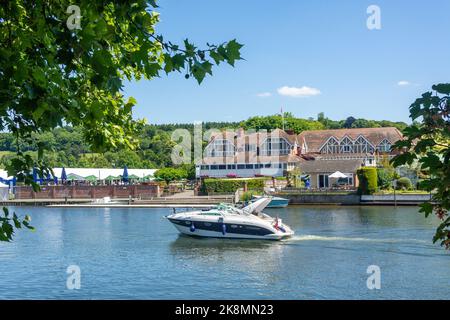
[284,194,361,205]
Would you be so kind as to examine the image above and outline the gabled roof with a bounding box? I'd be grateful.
[298,127,403,153]
[299,159,364,173]
[207,128,297,146]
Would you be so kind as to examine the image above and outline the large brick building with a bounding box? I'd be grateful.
[197,127,403,188]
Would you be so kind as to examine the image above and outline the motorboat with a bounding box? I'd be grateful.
[165,197,294,240]
[252,195,289,208]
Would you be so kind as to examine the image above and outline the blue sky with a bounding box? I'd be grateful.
[124,0,450,125]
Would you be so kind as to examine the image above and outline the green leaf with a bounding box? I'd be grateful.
[432,83,450,95]
[419,202,434,218]
[32,67,46,86]
[209,50,224,65]
[163,54,173,74]
[225,39,243,66]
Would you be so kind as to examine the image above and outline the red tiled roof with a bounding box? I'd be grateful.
[208,128,298,145]
[299,158,364,173]
[297,127,403,153]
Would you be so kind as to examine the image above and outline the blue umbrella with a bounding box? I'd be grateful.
[122,166,129,183]
[61,167,67,181]
[32,167,38,183]
[305,179,311,189]
[46,172,52,182]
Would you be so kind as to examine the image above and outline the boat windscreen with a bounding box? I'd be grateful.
[242,197,271,214]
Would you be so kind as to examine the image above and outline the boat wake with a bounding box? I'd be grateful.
[285,235,428,244]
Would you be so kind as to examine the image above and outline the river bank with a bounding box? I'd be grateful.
[0,192,430,207]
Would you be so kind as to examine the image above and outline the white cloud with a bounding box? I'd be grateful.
[256,92,272,97]
[277,86,321,97]
[397,80,411,86]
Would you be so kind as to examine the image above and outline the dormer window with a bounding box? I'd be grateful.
[320,137,339,154]
[377,139,391,153]
[260,137,291,156]
[354,136,368,153]
[206,139,235,157]
[340,137,353,153]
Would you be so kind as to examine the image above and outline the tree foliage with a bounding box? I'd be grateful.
[396,177,412,190]
[0,0,243,241]
[0,207,34,242]
[357,167,378,195]
[154,167,187,184]
[391,83,450,249]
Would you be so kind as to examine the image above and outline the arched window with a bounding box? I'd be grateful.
[339,136,354,153]
[377,139,391,153]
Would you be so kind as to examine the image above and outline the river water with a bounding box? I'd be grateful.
[0,205,448,299]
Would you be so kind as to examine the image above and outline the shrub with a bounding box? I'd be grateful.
[377,168,395,190]
[240,191,261,202]
[154,168,188,184]
[357,167,378,195]
[396,177,413,190]
[202,178,265,194]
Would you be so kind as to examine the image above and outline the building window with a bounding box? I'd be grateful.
[318,174,329,188]
[340,137,353,153]
[320,137,340,154]
[260,138,291,156]
[206,139,235,157]
[245,144,256,152]
[353,136,374,153]
[377,139,391,153]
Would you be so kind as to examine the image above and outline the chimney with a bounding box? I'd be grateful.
[285,129,295,135]
[237,127,245,137]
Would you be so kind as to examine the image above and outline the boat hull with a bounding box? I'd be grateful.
[266,198,289,208]
[167,218,293,240]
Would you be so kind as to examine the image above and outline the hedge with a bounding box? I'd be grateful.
[357,167,378,195]
[202,178,265,194]
[396,177,413,190]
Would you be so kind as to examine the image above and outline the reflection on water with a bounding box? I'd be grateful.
[170,235,286,276]
[0,205,449,299]
[170,234,277,251]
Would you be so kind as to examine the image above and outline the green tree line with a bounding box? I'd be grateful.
[0,114,408,170]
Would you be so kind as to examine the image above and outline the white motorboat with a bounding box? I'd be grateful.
[165,197,294,240]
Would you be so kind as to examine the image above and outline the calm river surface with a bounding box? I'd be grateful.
[0,206,449,299]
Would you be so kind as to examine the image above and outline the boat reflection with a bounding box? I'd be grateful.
[170,234,279,250]
[169,234,288,279]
